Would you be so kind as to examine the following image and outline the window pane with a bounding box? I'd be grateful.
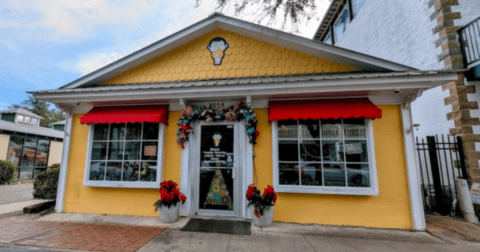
[7,136,24,166]
[277,120,297,138]
[89,161,106,180]
[278,140,298,161]
[324,32,332,45]
[140,162,157,182]
[300,140,321,162]
[124,141,141,160]
[301,163,322,186]
[126,123,142,140]
[343,118,366,138]
[322,140,344,162]
[106,162,122,181]
[347,163,370,187]
[334,6,350,43]
[141,142,158,160]
[109,124,125,141]
[93,124,109,140]
[91,142,107,160]
[345,141,368,162]
[352,0,367,15]
[143,123,159,140]
[21,146,36,167]
[31,118,38,125]
[36,140,49,167]
[17,115,24,122]
[324,163,346,187]
[299,120,320,138]
[279,163,299,185]
[24,116,31,123]
[122,161,140,181]
[108,142,124,160]
[321,119,342,138]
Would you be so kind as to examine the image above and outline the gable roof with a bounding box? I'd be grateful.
[59,13,414,90]
[0,108,45,120]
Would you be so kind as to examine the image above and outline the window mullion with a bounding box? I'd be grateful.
[297,120,301,186]
[138,122,144,181]
[319,119,324,187]
[104,124,110,181]
[120,123,126,181]
[341,119,348,187]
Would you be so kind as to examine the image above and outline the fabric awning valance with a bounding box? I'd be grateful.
[80,105,169,125]
[268,98,382,122]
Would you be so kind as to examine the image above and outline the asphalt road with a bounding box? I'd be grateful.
[0,183,34,205]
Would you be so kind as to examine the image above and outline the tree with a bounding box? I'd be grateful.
[9,95,65,127]
[196,0,325,32]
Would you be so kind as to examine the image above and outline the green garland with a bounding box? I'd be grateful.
[177,102,259,148]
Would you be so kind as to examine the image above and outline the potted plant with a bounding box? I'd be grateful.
[154,180,186,223]
[246,184,277,227]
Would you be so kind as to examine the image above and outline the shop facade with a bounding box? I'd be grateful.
[32,14,459,230]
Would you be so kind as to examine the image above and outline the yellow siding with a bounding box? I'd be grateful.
[48,141,63,167]
[102,29,357,85]
[254,105,413,229]
[63,112,182,216]
[0,134,10,161]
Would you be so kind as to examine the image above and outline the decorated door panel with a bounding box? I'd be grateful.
[198,125,236,213]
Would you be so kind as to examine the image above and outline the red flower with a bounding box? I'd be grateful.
[180,194,187,202]
[254,208,260,218]
[255,130,260,137]
[181,124,187,131]
[246,184,257,201]
[263,185,275,198]
[272,193,277,203]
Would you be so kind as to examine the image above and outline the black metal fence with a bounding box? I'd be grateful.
[416,135,467,216]
[459,16,480,67]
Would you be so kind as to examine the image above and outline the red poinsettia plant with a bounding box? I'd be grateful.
[154,180,186,210]
[246,184,277,218]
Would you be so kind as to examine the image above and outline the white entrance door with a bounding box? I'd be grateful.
[195,122,240,217]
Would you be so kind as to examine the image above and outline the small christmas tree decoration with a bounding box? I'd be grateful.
[204,169,233,210]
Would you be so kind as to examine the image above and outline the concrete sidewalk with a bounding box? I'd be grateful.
[39,213,480,252]
[0,200,47,218]
[1,213,479,252]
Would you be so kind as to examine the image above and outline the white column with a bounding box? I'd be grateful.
[401,105,426,230]
[55,114,73,213]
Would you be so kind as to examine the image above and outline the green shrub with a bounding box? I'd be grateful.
[0,160,16,184]
[33,164,60,200]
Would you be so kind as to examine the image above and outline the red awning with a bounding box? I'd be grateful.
[80,105,169,125]
[268,98,382,122]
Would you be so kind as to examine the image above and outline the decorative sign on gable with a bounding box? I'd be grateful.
[207,37,229,66]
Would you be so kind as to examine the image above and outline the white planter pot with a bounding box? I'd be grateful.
[158,203,180,223]
[252,206,274,227]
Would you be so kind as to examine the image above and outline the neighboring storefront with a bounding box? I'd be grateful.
[31,14,459,230]
[0,109,64,179]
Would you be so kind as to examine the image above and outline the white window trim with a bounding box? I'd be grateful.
[83,123,166,188]
[271,119,378,196]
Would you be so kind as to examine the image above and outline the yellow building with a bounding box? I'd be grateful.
[31,14,458,230]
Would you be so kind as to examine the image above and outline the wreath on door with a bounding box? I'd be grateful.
[177,102,259,148]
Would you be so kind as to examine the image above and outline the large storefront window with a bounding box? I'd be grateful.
[85,122,165,188]
[273,118,378,195]
[6,136,51,179]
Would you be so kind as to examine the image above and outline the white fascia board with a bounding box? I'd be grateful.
[58,15,413,90]
[34,74,458,103]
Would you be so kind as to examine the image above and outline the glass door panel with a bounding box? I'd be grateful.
[198,125,235,212]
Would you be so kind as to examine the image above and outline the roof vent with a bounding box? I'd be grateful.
[209,12,224,17]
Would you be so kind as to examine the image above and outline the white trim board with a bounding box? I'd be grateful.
[401,104,426,231]
[55,14,414,90]
[55,115,73,213]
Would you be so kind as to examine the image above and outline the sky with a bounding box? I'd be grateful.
[0,0,331,110]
